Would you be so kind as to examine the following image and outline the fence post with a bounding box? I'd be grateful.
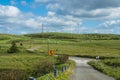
[54,69,58,77]
[62,66,65,72]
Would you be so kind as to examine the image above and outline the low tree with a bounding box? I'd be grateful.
[7,41,19,53]
[56,54,69,64]
[32,60,53,77]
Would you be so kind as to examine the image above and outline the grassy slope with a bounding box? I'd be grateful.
[0,33,120,79]
[37,60,75,80]
[0,54,49,70]
[24,32,120,40]
[88,59,120,80]
[0,34,54,79]
[0,32,120,60]
[24,33,120,57]
[0,33,52,70]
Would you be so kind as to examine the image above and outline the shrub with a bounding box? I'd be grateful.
[7,41,19,53]
[32,60,53,77]
[0,69,28,80]
[37,60,76,80]
[56,54,69,64]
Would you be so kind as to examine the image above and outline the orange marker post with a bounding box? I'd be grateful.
[48,50,54,56]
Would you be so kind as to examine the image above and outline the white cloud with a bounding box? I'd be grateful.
[90,20,120,34]
[0,5,20,17]
[0,5,82,34]
[47,11,56,16]
[37,11,82,27]
[93,29,118,34]
[25,18,41,28]
[0,1,120,34]
[47,3,61,11]
[20,31,27,34]
[90,7,120,19]
[99,20,120,28]
[36,0,120,20]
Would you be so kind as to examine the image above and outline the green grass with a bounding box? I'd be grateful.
[37,60,75,80]
[1,33,120,57]
[102,59,120,67]
[23,33,120,57]
[0,54,48,70]
[0,33,120,79]
[33,40,120,57]
[88,59,120,80]
[37,71,70,80]
[0,53,54,80]
[24,32,120,40]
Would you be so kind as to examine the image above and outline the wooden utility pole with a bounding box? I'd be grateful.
[42,23,44,33]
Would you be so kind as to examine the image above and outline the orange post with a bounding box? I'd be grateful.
[48,50,54,56]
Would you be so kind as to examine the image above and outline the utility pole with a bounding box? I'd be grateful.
[77,23,80,34]
[42,23,44,33]
[78,23,80,41]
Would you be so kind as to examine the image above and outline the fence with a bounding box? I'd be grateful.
[30,66,69,80]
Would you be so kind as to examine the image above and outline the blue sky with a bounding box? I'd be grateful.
[0,0,120,34]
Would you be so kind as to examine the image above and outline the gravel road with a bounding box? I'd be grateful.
[27,46,41,52]
[69,57,115,80]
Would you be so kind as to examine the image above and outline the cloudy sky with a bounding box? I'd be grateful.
[0,0,120,34]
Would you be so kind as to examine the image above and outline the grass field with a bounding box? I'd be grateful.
[88,58,120,80]
[0,54,49,70]
[0,32,120,79]
[23,33,120,57]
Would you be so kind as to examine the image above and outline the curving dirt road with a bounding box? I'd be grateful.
[27,46,41,52]
[69,57,115,80]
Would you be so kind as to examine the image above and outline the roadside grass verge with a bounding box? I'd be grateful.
[88,60,120,80]
[0,53,54,80]
[37,60,75,80]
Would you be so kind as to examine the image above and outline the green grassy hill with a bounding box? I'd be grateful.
[24,32,120,40]
[0,33,120,80]
[23,32,120,57]
[0,33,120,57]
[0,33,55,80]
[0,33,15,40]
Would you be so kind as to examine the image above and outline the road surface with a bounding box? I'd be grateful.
[27,46,41,52]
[69,57,115,80]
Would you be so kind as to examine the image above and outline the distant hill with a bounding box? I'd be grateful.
[24,32,120,40]
[0,33,29,43]
[0,33,15,40]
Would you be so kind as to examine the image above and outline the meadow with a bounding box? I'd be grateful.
[88,58,120,80]
[0,33,120,80]
[24,33,120,57]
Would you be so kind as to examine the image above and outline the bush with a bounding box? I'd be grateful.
[56,54,69,64]
[7,41,19,53]
[0,69,28,80]
[37,60,76,80]
[32,60,53,77]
